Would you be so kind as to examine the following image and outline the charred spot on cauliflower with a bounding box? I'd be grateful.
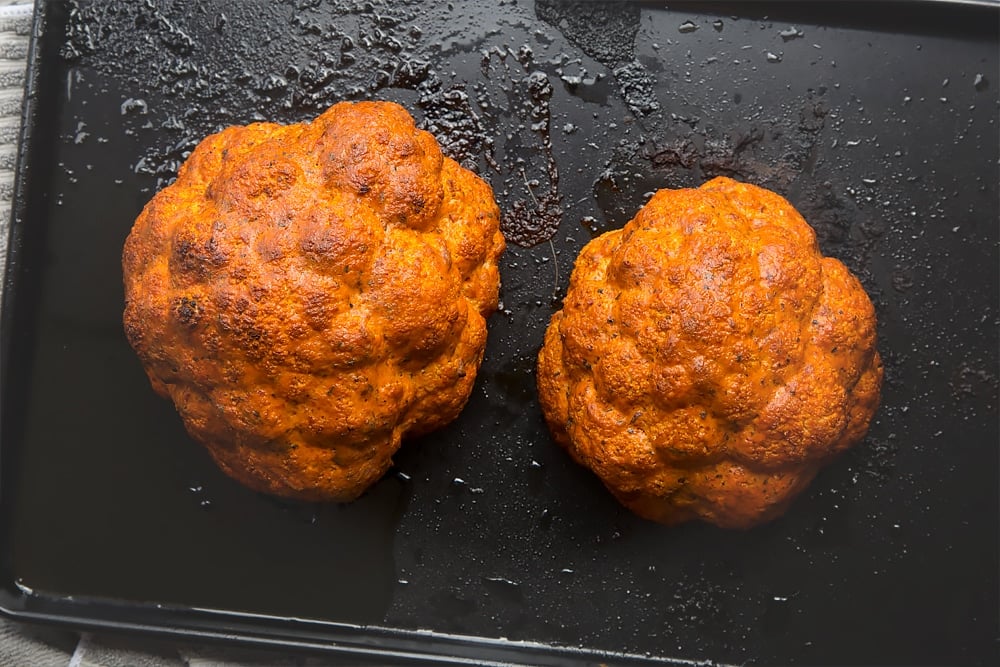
[537,176,882,529]
[123,101,505,502]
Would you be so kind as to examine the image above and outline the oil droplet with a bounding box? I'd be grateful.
[678,20,698,34]
[120,98,148,115]
[712,19,724,32]
[973,73,987,91]
[482,576,523,604]
[766,51,782,63]
[779,26,803,41]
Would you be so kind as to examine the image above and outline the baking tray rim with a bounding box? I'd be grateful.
[0,587,714,666]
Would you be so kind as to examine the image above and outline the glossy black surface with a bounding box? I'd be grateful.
[2,1,997,664]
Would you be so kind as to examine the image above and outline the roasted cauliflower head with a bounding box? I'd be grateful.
[123,101,504,502]
[537,177,882,529]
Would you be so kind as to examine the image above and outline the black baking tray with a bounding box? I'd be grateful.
[1,1,997,665]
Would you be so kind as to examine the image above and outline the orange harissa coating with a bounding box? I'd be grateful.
[537,177,882,529]
[123,101,505,501]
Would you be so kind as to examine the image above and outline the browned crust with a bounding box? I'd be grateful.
[123,101,505,501]
[537,176,882,528]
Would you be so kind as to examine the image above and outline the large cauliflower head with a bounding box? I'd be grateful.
[537,177,882,528]
[123,101,504,501]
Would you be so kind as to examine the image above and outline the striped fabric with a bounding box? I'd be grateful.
[0,0,31,270]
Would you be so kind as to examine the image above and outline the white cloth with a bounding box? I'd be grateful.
[0,0,31,270]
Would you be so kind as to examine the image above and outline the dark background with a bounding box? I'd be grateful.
[2,1,997,664]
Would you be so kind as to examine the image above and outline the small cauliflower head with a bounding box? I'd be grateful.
[537,177,882,528]
[123,101,504,501]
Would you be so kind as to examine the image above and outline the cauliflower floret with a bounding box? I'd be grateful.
[537,176,882,528]
[123,101,505,501]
